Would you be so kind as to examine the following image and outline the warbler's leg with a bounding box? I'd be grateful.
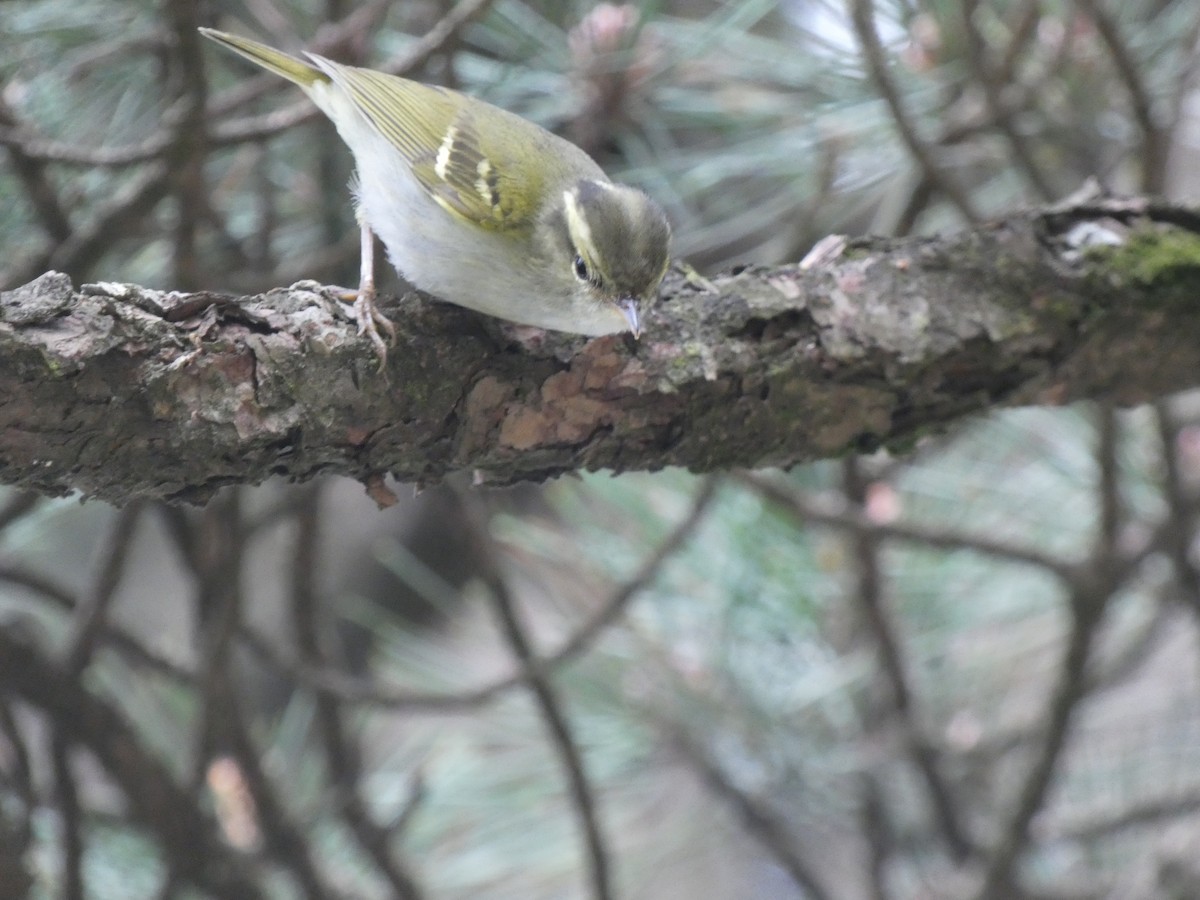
[344,213,396,372]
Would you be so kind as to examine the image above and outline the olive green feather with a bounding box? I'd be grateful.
[198,28,327,88]
[200,28,605,234]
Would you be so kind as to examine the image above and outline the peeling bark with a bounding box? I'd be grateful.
[3,197,1200,504]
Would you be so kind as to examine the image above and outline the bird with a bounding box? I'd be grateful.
[199,28,673,370]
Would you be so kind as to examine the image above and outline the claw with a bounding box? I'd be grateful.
[348,281,395,373]
[332,285,393,372]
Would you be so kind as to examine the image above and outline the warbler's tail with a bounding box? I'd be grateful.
[199,28,327,89]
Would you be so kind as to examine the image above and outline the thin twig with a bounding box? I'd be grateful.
[487,571,613,900]
[533,475,721,664]
[995,0,1042,87]
[889,172,936,236]
[738,471,1073,578]
[0,626,265,899]
[0,564,193,683]
[1084,593,1172,691]
[1050,786,1200,842]
[0,698,35,896]
[1152,401,1200,611]
[670,726,832,900]
[858,775,891,900]
[207,0,393,117]
[289,483,426,900]
[0,4,392,168]
[63,501,145,674]
[0,125,173,169]
[189,494,247,781]
[388,773,428,837]
[1165,6,1200,141]
[386,0,498,76]
[0,491,40,534]
[0,94,73,240]
[169,491,331,899]
[1075,0,1164,192]
[1097,403,1121,558]
[960,0,1055,200]
[211,0,497,146]
[841,458,972,861]
[163,0,210,290]
[848,0,981,222]
[0,699,34,846]
[973,405,1122,899]
[240,476,719,710]
[224,707,332,899]
[2,161,171,289]
[51,729,85,900]
[972,576,1106,900]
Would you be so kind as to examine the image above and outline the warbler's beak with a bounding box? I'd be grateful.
[617,297,641,338]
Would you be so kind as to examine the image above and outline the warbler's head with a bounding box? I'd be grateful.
[546,179,672,336]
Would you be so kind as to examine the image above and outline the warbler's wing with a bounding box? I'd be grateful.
[309,57,598,233]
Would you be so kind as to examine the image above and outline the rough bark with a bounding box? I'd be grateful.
[3,196,1200,504]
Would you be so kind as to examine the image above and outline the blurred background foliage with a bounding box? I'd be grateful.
[4,1,1200,898]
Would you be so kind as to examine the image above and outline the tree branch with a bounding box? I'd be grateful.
[2,197,1200,503]
[0,626,265,899]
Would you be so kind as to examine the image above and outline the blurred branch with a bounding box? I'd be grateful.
[849,0,981,222]
[4,199,1200,501]
[973,568,1109,900]
[488,573,613,900]
[858,775,891,900]
[1097,403,1121,555]
[960,602,1177,782]
[523,475,719,668]
[385,0,497,76]
[0,699,34,841]
[0,492,39,533]
[1,162,172,289]
[288,483,426,900]
[974,406,1123,899]
[960,1,1055,200]
[186,496,247,778]
[1166,6,1200,131]
[670,726,832,900]
[0,0,496,296]
[1152,401,1200,611]
[209,0,495,146]
[1049,787,1200,842]
[206,1,391,117]
[163,0,210,290]
[50,728,84,900]
[0,697,35,896]
[166,492,333,898]
[0,0,475,168]
[1075,0,1165,192]
[995,0,1042,86]
[841,457,973,862]
[240,475,717,710]
[739,472,1073,577]
[0,94,72,241]
[0,625,265,899]
[63,500,144,673]
[0,120,176,169]
[0,564,192,682]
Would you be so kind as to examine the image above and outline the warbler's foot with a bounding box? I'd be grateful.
[336,283,396,373]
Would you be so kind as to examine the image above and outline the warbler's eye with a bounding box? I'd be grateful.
[573,255,589,282]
